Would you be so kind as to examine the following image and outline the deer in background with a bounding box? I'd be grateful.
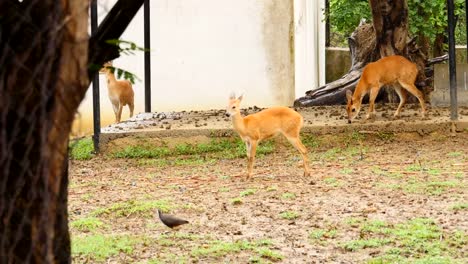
[346,55,427,123]
[226,94,310,180]
[100,61,135,123]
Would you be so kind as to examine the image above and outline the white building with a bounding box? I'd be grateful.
[74,0,326,136]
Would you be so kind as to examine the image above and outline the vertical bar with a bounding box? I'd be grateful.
[144,0,151,112]
[447,0,458,120]
[466,0,467,63]
[325,0,330,47]
[91,0,101,152]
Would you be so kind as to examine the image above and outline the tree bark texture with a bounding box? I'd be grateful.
[0,0,144,262]
[295,0,433,107]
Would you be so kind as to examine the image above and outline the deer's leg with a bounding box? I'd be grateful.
[366,86,379,119]
[117,104,123,123]
[287,136,310,176]
[393,86,407,117]
[246,140,258,180]
[399,81,427,117]
[128,102,134,118]
[111,102,119,123]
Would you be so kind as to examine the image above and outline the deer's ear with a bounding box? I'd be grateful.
[346,90,353,102]
[229,92,236,100]
[237,94,244,101]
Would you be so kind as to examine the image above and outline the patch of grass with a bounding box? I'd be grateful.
[279,211,299,220]
[309,228,338,240]
[72,234,142,261]
[69,137,94,160]
[111,137,277,161]
[281,192,296,199]
[91,199,173,218]
[380,177,461,196]
[406,164,422,172]
[240,189,256,197]
[190,240,252,258]
[112,145,170,159]
[218,187,230,192]
[447,151,463,157]
[266,185,278,192]
[376,132,395,141]
[302,134,321,148]
[323,177,342,187]
[342,238,392,251]
[342,218,467,263]
[345,131,365,143]
[231,197,243,205]
[191,239,282,262]
[340,168,353,175]
[70,217,106,233]
[427,168,441,176]
[344,217,365,227]
[450,203,468,211]
[256,248,283,261]
[322,148,341,160]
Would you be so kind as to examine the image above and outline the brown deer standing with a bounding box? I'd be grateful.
[346,55,427,123]
[100,61,135,123]
[226,94,310,180]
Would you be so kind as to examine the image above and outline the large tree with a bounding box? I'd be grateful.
[0,0,144,262]
[294,0,456,106]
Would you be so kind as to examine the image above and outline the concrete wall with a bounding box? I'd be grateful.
[325,47,351,83]
[432,63,468,107]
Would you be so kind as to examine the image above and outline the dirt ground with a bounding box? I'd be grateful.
[69,106,468,263]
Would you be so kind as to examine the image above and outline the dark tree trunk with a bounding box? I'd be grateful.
[295,0,432,107]
[0,0,144,262]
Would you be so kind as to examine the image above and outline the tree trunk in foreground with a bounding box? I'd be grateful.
[295,0,434,107]
[0,0,144,262]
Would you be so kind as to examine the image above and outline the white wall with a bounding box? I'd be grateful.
[74,0,324,136]
[294,0,326,96]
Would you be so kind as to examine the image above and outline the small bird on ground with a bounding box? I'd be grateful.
[157,209,189,229]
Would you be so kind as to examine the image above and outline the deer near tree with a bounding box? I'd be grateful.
[226,94,310,180]
[345,55,427,123]
[100,61,135,123]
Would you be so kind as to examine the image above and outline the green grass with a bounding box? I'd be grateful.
[231,197,243,205]
[240,189,256,197]
[190,239,283,262]
[343,238,392,251]
[342,218,467,263]
[70,217,106,232]
[111,138,275,160]
[69,137,94,160]
[382,176,462,196]
[450,203,468,211]
[281,192,296,199]
[72,234,143,262]
[309,228,338,240]
[302,134,321,148]
[376,132,395,141]
[279,211,299,220]
[91,199,173,218]
[447,151,463,157]
[266,185,278,192]
[323,177,343,187]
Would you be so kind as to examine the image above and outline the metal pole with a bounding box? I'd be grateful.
[325,0,330,47]
[91,0,101,152]
[447,0,458,120]
[144,0,151,112]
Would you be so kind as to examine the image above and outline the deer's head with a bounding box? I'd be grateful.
[346,89,361,123]
[226,93,243,117]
